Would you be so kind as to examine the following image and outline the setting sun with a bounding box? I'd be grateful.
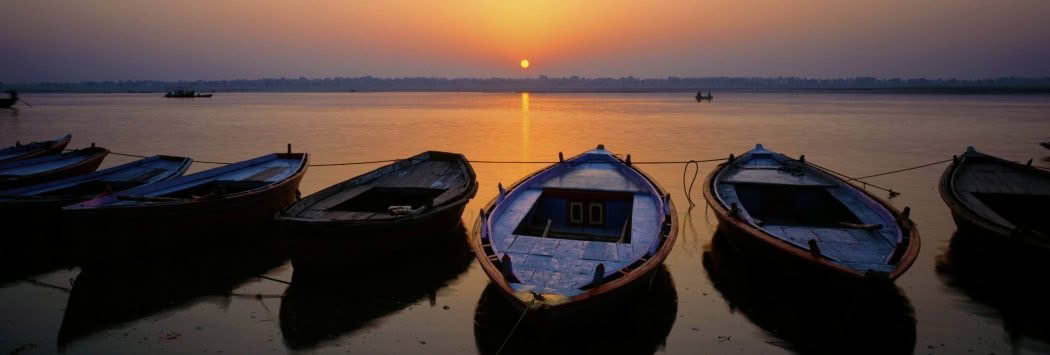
[520,59,530,69]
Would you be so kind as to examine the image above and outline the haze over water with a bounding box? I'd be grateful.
[1,92,1049,354]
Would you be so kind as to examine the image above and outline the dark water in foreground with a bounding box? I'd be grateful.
[1,92,1048,354]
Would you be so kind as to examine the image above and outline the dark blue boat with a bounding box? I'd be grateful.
[0,134,72,162]
[0,155,192,223]
[0,146,109,189]
[470,145,677,322]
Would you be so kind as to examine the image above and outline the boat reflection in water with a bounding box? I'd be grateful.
[937,232,1050,352]
[473,266,677,355]
[56,233,288,351]
[278,224,475,350]
[702,232,916,355]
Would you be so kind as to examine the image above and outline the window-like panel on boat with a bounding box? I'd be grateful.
[513,188,633,243]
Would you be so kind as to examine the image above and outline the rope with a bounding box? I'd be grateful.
[257,275,292,285]
[682,160,701,207]
[806,161,901,196]
[852,159,952,180]
[495,306,529,355]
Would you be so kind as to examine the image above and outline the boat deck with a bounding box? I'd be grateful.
[715,147,902,273]
[488,150,664,296]
[291,154,471,221]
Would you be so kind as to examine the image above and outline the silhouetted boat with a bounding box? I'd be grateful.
[470,145,677,324]
[703,232,915,355]
[64,152,308,259]
[164,89,213,98]
[279,225,474,350]
[473,266,677,355]
[702,144,920,280]
[0,155,192,225]
[0,90,18,108]
[0,146,109,190]
[695,91,713,101]
[0,134,72,162]
[278,151,477,272]
[1041,141,1050,150]
[939,147,1050,249]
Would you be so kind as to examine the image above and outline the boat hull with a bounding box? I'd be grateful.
[285,199,470,273]
[0,148,108,190]
[0,134,71,162]
[67,168,306,262]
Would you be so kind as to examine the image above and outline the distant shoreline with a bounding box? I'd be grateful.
[18,87,1050,95]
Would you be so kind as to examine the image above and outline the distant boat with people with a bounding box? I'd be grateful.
[695,90,713,101]
[164,89,213,98]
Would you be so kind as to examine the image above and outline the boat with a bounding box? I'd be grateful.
[278,151,477,272]
[0,90,18,108]
[0,134,72,162]
[701,144,920,280]
[63,152,308,255]
[938,147,1050,249]
[0,146,109,190]
[695,90,713,101]
[1041,141,1050,150]
[0,155,192,224]
[164,89,213,98]
[470,145,677,323]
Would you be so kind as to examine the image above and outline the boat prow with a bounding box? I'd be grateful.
[0,134,72,162]
[702,144,920,281]
[471,145,677,320]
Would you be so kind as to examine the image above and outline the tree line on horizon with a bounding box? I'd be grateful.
[4,76,1050,93]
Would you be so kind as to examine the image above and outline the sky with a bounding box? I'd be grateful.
[2,0,1049,82]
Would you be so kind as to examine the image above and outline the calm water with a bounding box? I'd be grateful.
[1,92,1049,354]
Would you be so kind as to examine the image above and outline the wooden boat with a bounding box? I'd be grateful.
[702,144,919,280]
[939,147,1050,249]
[164,89,212,98]
[64,152,308,250]
[278,151,477,272]
[0,155,192,223]
[0,146,109,190]
[470,145,677,322]
[0,134,72,162]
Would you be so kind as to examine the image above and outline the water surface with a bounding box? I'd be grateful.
[1,92,1048,354]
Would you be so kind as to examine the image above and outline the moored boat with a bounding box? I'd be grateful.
[63,152,308,257]
[164,89,213,98]
[0,146,109,189]
[702,144,919,280]
[0,134,72,162]
[0,155,192,224]
[938,147,1050,249]
[278,151,477,272]
[470,145,677,322]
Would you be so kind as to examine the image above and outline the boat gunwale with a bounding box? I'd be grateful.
[470,148,678,311]
[277,150,479,226]
[62,153,309,211]
[702,147,920,280]
[938,148,1050,247]
[0,147,109,188]
[0,134,72,162]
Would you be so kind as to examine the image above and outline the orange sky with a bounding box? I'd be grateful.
[2,0,1048,81]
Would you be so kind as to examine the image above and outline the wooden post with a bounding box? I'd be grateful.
[559,152,564,163]
[902,206,911,219]
[287,143,292,154]
[592,263,605,286]
[626,154,632,166]
[799,154,805,163]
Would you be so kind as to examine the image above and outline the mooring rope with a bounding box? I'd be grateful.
[495,306,529,355]
[682,160,701,208]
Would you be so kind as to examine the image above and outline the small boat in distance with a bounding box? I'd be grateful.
[164,89,213,98]
[278,151,477,273]
[939,147,1050,250]
[702,144,920,281]
[0,155,192,224]
[471,145,677,323]
[0,146,109,190]
[0,134,72,162]
[695,90,713,101]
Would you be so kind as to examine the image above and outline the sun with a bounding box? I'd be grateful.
[520,59,530,69]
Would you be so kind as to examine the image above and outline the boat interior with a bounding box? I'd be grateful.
[952,153,1050,237]
[715,145,902,273]
[288,152,472,221]
[484,148,668,297]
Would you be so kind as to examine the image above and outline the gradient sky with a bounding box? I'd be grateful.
[2,0,1049,82]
